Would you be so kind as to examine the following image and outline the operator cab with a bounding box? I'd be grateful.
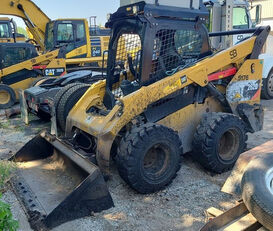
[103,1,211,109]
[45,19,88,57]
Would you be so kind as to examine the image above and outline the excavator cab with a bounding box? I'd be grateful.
[45,19,91,59]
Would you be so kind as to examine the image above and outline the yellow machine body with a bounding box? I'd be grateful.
[66,35,265,173]
[0,49,66,100]
[10,2,270,229]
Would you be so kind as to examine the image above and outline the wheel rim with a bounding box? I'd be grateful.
[265,167,273,195]
[218,128,240,161]
[0,90,10,105]
[143,143,170,180]
[267,74,273,97]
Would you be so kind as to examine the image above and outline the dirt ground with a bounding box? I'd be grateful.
[0,100,273,231]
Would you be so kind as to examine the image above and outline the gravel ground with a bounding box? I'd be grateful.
[0,100,273,231]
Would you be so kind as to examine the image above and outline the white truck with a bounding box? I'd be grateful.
[205,0,273,99]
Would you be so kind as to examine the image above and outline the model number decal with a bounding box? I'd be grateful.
[91,47,102,57]
[44,68,65,76]
[230,49,238,59]
[238,75,249,81]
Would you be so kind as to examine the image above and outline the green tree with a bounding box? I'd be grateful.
[17,27,28,38]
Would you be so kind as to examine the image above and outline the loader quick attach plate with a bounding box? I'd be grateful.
[10,132,114,230]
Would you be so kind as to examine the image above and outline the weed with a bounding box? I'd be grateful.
[0,161,16,192]
[0,194,19,231]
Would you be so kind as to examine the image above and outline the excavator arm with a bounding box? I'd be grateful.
[0,0,51,51]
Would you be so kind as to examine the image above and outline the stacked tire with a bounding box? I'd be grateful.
[54,83,89,131]
[55,74,104,131]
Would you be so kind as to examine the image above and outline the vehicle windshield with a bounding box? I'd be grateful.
[233,7,249,29]
[45,22,54,50]
[106,21,143,99]
[0,23,10,38]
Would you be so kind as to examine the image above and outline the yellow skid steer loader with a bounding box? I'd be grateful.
[10,1,270,229]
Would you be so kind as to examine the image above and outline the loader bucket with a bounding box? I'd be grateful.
[221,140,273,196]
[10,131,114,230]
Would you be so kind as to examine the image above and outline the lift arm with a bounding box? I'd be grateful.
[0,0,51,51]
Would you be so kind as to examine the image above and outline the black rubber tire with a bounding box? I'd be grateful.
[192,112,247,173]
[54,75,104,114]
[0,84,16,109]
[54,83,82,119]
[242,153,273,231]
[116,123,182,194]
[54,75,104,129]
[57,84,90,131]
[261,69,273,99]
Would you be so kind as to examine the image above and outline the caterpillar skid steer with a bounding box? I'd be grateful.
[0,44,67,109]
[10,0,270,229]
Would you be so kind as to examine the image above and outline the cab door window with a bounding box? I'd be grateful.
[45,22,54,50]
[233,7,249,29]
[0,23,10,38]
[76,23,85,41]
[57,23,74,42]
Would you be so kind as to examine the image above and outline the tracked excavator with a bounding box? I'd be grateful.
[10,0,270,229]
[0,0,110,109]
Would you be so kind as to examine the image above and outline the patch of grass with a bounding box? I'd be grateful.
[0,121,11,130]
[0,120,24,132]
[0,161,18,231]
[0,194,19,231]
[0,161,16,192]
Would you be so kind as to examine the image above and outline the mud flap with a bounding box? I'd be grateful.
[10,132,114,229]
[48,99,58,137]
[221,140,273,196]
[19,89,29,125]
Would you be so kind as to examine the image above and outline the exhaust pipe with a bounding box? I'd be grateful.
[10,131,114,230]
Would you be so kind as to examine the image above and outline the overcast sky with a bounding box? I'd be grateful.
[13,0,120,28]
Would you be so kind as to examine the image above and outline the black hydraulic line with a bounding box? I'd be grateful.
[17,4,36,28]
[209,29,257,37]
[206,82,231,112]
